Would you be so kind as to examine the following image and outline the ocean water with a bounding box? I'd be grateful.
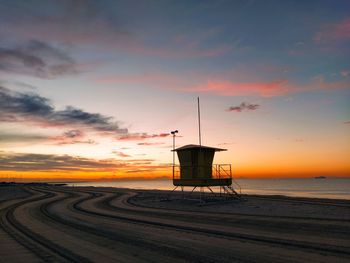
[68,178,350,200]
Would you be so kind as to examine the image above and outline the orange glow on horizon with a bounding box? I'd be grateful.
[1,167,349,182]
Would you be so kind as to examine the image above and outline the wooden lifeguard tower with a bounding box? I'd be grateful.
[170,98,240,198]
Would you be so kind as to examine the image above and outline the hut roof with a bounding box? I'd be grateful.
[172,144,226,152]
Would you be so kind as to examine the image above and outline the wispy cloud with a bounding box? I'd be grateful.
[0,86,128,134]
[117,133,169,141]
[226,102,260,112]
[217,142,236,146]
[112,150,131,158]
[0,2,231,59]
[51,130,96,145]
[137,142,165,146]
[96,72,290,97]
[98,70,350,97]
[190,80,289,97]
[0,130,96,146]
[0,132,48,144]
[0,1,240,59]
[6,81,37,90]
[125,40,231,59]
[0,40,77,78]
[197,76,350,96]
[341,70,350,77]
[344,121,350,124]
[125,164,170,174]
[314,18,350,44]
[96,71,185,89]
[0,1,129,46]
[125,169,155,174]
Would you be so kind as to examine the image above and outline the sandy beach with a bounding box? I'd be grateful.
[1,185,350,263]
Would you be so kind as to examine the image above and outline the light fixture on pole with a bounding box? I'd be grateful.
[171,130,178,179]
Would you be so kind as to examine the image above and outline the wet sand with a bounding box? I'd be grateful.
[1,185,350,262]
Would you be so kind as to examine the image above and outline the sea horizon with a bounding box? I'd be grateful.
[5,177,349,200]
[62,177,350,200]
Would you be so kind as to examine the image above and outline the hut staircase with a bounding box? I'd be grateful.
[222,186,241,198]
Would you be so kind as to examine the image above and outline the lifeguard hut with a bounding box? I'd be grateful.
[170,98,240,198]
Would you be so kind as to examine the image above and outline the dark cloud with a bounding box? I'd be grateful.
[118,133,169,141]
[0,86,53,116]
[54,106,126,132]
[0,86,169,141]
[226,102,260,112]
[0,152,124,172]
[0,86,128,134]
[63,129,83,138]
[0,40,77,78]
[0,152,160,172]
[344,121,350,124]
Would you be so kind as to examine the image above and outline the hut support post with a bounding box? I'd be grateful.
[207,186,215,197]
[189,186,197,196]
[167,186,178,200]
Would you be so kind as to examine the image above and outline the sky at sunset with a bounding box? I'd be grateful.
[0,0,349,181]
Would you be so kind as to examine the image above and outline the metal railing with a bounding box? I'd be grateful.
[173,164,232,180]
[173,164,241,192]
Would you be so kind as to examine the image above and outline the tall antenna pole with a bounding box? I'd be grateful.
[197,97,202,146]
[171,130,178,179]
